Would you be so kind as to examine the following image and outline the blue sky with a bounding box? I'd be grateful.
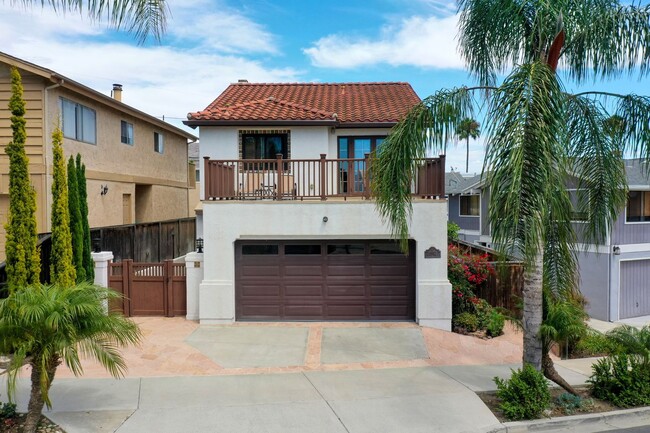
[1,0,649,173]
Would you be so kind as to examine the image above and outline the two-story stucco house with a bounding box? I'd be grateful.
[184,81,451,330]
[0,52,197,260]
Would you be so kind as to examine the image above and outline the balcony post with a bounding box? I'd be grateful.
[203,156,211,200]
[276,153,283,200]
[439,154,446,198]
[364,153,371,199]
[319,154,327,201]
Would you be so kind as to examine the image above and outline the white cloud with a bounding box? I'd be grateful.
[167,0,277,54]
[304,14,463,69]
[0,3,299,132]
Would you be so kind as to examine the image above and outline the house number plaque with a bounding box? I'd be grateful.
[424,247,441,259]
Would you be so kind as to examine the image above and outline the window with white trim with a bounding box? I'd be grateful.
[627,191,650,222]
[459,194,480,216]
[60,98,96,144]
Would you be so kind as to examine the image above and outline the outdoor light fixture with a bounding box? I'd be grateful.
[322,216,328,223]
[92,237,101,253]
[613,246,621,255]
[100,184,109,195]
[196,237,204,253]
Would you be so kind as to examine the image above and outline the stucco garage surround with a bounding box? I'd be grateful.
[199,199,451,330]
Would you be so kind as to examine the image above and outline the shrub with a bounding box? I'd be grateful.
[588,354,650,408]
[555,392,590,415]
[474,298,492,328]
[486,310,505,337]
[494,364,551,420]
[0,402,16,420]
[452,312,479,333]
[574,331,621,358]
[448,222,460,241]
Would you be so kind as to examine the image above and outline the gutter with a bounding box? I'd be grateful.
[43,75,65,231]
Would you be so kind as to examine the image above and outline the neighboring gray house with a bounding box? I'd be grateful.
[446,172,491,246]
[577,159,650,322]
[448,160,650,322]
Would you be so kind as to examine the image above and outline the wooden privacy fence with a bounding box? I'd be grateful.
[109,259,186,317]
[91,217,196,263]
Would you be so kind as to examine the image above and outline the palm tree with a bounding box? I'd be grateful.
[456,117,480,172]
[372,1,650,371]
[8,0,169,43]
[539,293,588,395]
[0,283,141,433]
[606,325,650,361]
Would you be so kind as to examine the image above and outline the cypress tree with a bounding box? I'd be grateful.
[76,154,93,280]
[4,67,40,292]
[68,156,85,282]
[50,127,75,287]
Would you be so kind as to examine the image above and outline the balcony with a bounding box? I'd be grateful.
[203,154,445,201]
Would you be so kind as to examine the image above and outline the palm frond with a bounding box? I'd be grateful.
[566,94,628,245]
[563,1,650,83]
[484,62,567,266]
[458,0,529,86]
[11,0,168,43]
[372,87,474,250]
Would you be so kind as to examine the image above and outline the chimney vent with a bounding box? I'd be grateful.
[237,79,248,83]
[112,83,123,102]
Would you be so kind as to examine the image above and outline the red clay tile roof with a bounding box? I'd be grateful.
[186,82,420,125]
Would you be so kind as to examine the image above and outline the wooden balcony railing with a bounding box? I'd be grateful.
[203,154,445,201]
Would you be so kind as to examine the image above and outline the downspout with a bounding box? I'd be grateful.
[43,75,64,231]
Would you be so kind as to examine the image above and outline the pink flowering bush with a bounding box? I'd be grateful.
[448,244,494,316]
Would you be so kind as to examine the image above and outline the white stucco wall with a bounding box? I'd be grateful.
[199,199,451,330]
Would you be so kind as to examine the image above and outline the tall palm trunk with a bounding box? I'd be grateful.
[523,250,544,370]
[24,359,58,433]
[466,138,469,172]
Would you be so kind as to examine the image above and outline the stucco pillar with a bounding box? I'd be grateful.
[185,252,203,321]
[91,251,113,288]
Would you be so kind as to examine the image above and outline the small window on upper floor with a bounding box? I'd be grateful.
[459,194,480,217]
[568,189,589,222]
[627,191,650,222]
[60,97,96,144]
[154,132,164,153]
[121,121,134,145]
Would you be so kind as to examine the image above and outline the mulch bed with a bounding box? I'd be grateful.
[2,414,65,433]
[478,386,619,423]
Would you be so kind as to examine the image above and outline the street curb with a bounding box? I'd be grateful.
[485,406,650,432]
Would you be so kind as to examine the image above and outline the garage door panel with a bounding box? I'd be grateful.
[240,305,282,318]
[370,284,410,297]
[240,265,281,277]
[326,304,368,318]
[284,265,323,276]
[370,304,411,318]
[326,284,366,297]
[285,284,324,297]
[370,265,410,276]
[235,240,415,320]
[327,265,366,277]
[284,305,324,317]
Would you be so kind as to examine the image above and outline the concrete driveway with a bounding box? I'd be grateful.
[6,367,502,433]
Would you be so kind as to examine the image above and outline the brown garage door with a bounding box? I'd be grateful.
[235,240,416,320]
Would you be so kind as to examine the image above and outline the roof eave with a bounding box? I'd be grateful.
[183,119,339,127]
[183,119,398,128]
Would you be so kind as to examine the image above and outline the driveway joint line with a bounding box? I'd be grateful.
[302,372,351,433]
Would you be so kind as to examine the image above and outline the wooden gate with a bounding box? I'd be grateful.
[109,259,187,317]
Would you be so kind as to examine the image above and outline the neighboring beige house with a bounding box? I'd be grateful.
[185,82,451,330]
[0,52,197,260]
